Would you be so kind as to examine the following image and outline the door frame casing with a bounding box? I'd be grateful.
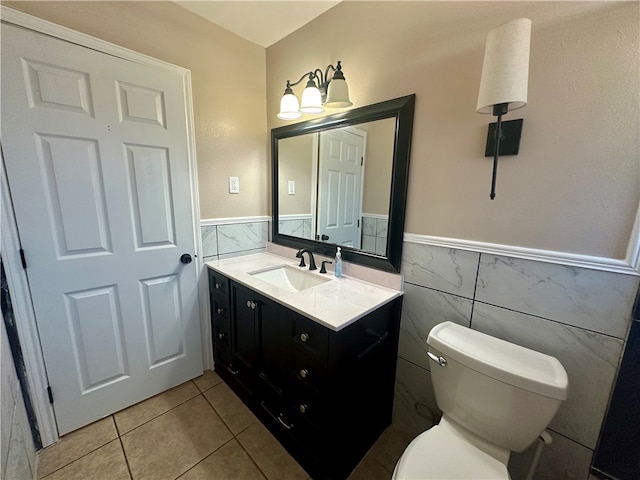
[0,6,209,447]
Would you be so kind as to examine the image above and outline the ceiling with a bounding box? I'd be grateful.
[175,1,341,48]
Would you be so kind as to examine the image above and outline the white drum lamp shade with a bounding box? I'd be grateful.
[477,18,532,114]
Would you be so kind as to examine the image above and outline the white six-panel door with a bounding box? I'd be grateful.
[1,23,202,434]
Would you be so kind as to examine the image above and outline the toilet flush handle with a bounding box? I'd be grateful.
[427,351,447,367]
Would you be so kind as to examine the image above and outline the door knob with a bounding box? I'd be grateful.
[180,253,193,264]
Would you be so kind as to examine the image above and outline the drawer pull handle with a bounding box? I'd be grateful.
[228,364,239,375]
[246,300,256,310]
[215,282,222,290]
[300,368,309,379]
[217,333,225,340]
[216,307,224,315]
[299,404,308,414]
[260,401,294,431]
[277,414,294,431]
[300,333,309,343]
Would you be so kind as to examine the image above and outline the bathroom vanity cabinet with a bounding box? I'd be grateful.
[208,268,402,480]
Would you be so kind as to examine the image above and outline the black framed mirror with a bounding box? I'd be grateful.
[272,94,415,272]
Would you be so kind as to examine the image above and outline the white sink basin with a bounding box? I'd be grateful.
[249,265,330,293]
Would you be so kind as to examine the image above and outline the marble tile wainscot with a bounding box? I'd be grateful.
[362,214,388,256]
[278,214,314,241]
[394,241,639,480]
[200,216,270,262]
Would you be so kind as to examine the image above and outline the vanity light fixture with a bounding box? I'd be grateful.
[277,61,353,120]
[477,18,532,200]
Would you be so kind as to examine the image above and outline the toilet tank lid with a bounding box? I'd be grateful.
[428,322,568,400]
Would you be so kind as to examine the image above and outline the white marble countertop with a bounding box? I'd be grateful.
[205,252,403,331]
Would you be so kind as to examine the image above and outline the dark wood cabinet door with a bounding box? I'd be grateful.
[258,295,290,394]
[231,283,259,370]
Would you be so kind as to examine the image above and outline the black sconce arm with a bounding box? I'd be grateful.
[285,72,316,89]
[284,61,344,94]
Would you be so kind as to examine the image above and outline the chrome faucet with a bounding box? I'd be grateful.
[296,249,317,271]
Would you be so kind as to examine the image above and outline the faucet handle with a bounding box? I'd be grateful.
[320,261,333,274]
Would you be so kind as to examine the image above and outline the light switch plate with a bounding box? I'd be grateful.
[229,176,239,194]
[288,180,295,195]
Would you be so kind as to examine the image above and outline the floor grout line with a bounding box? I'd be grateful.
[114,416,134,480]
[115,383,202,437]
[200,384,238,436]
[172,436,237,480]
[234,429,269,480]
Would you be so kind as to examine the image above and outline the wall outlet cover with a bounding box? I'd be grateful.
[229,176,239,194]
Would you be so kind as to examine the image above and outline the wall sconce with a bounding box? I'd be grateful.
[477,18,532,200]
[277,61,353,120]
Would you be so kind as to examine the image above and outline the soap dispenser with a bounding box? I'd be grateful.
[334,247,343,278]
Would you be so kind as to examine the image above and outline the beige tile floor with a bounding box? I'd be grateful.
[36,370,413,480]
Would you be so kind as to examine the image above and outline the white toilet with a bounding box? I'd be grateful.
[393,321,568,479]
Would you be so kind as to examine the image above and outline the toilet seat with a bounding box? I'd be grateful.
[392,423,510,480]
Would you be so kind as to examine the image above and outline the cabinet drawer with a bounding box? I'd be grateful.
[212,298,230,324]
[259,397,323,452]
[290,315,328,360]
[213,317,231,349]
[209,271,229,301]
[216,350,257,396]
[284,382,326,428]
[289,349,327,393]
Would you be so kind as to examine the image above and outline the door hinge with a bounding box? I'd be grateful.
[19,249,27,269]
[361,156,364,166]
[358,219,360,228]
[47,386,54,404]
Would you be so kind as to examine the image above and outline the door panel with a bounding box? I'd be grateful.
[116,81,166,127]
[140,274,185,367]
[1,23,202,434]
[65,285,129,392]
[125,144,176,248]
[23,58,95,115]
[37,134,112,256]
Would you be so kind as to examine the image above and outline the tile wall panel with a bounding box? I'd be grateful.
[476,254,638,338]
[509,430,594,480]
[201,225,217,258]
[217,222,268,255]
[401,243,479,298]
[398,283,472,370]
[393,357,440,438]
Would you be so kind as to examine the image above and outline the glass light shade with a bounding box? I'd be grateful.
[324,78,353,108]
[277,93,301,120]
[477,18,532,114]
[300,86,324,113]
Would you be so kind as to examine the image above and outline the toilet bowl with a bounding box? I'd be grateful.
[393,322,568,479]
[394,416,509,479]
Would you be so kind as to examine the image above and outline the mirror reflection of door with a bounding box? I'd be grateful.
[317,128,366,248]
[276,117,396,256]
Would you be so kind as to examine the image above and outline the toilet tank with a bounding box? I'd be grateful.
[427,322,568,452]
